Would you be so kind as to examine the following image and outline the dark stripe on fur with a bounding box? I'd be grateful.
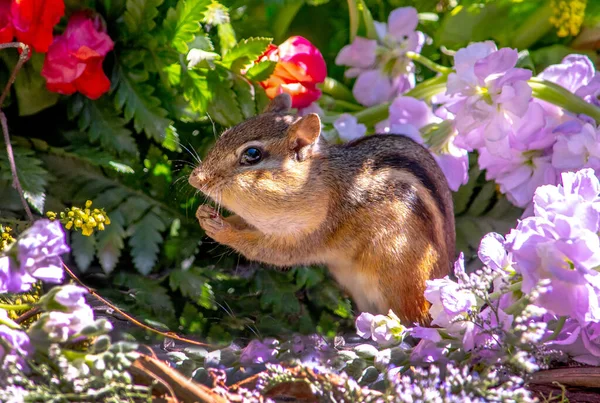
[374,154,446,221]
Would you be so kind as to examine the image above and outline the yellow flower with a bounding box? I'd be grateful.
[550,0,587,37]
[45,200,111,236]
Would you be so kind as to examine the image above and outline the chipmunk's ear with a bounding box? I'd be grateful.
[263,93,291,113]
[288,113,321,160]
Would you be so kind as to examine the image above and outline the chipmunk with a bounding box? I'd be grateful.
[189,93,455,325]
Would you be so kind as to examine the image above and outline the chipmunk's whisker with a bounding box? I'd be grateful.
[177,141,202,165]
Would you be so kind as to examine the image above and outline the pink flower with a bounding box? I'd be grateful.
[41,12,114,99]
[0,0,13,44]
[8,0,65,52]
[259,36,327,109]
[335,7,424,106]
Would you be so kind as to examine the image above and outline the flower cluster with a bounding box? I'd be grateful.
[0,220,113,377]
[0,226,15,252]
[47,200,111,236]
[1,220,68,293]
[258,36,327,109]
[0,2,113,99]
[335,7,424,107]
[451,50,600,210]
[389,168,600,371]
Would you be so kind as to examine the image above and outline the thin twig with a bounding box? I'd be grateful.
[62,262,213,348]
[0,42,33,220]
[15,307,41,324]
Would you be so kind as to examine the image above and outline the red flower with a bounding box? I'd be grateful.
[0,0,13,44]
[258,36,327,109]
[10,0,65,52]
[41,13,114,100]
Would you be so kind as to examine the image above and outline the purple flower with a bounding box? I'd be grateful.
[387,96,469,191]
[576,73,600,108]
[355,312,374,339]
[29,304,96,344]
[479,148,558,208]
[552,122,600,173]
[538,54,595,94]
[446,42,532,158]
[239,339,278,366]
[354,311,404,346]
[549,319,600,365]
[335,7,424,106]
[17,219,69,284]
[424,255,477,331]
[39,284,89,312]
[505,169,600,322]
[478,233,510,271]
[0,255,35,294]
[333,113,367,142]
[0,309,30,370]
[297,102,324,117]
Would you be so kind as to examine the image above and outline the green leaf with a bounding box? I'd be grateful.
[71,231,97,272]
[115,272,175,318]
[0,147,49,213]
[169,268,215,309]
[10,52,60,116]
[123,0,163,37]
[128,208,166,274]
[183,70,212,113]
[162,0,211,53]
[72,96,138,156]
[186,48,220,69]
[252,81,270,114]
[96,211,126,274]
[254,271,300,315]
[217,23,237,54]
[295,266,324,288]
[245,60,276,82]
[232,75,256,119]
[221,37,272,71]
[113,63,171,142]
[206,70,243,126]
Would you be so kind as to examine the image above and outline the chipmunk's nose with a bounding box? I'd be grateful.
[189,166,207,188]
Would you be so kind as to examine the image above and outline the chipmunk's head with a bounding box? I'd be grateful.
[189,93,327,234]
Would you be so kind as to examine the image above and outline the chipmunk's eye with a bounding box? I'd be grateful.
[240,147,262,165]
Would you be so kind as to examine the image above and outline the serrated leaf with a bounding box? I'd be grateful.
[163,125,180,151]
[232,75,256,119]
[217,23,237,54]
[221,37,272,71]
[254,271,300,315]
[61,141,135,174]
[96,211,126,274]
[0,147,48,213]
[113,63,170,142]
[123,0,163,37]
[169,269,207,300]
[128,209,166,274]
[206,70,243,126]
[183,70,211,113]
[73,96,138,156]
[71,231,97,272]
[115,272,175,318]
[186,48,220,69]
[245,60,276,82]
[162,0,211,53]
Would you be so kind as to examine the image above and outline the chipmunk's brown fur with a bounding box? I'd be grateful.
[189,93,455,324]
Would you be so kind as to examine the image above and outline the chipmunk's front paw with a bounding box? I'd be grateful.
[196,205,234,243]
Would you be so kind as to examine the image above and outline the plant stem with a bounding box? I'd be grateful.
[319,77,355,102]
[347,0,359,42]
[406,51,453,75]
[544,316,567,343]
[352,74,449,125]
[511,2,553,50]
[488,281,522,301]
[529,77,600,124]
[0,303,32,311]
[0,42,33,221]
[273,0,304,43]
